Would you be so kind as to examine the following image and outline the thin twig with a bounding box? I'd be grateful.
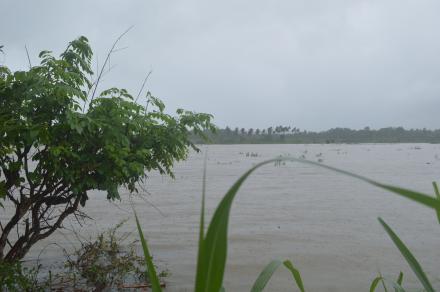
[25,45,32,69]
[135,70,152,103]
[112,46,129,53]
[134,183,166,217]
[89,25,134,104]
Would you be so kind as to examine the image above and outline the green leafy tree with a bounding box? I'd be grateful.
[0,37,214,261]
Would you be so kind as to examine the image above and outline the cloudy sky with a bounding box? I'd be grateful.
[1,0,439,130]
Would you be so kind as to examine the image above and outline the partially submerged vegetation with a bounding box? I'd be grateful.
[61,220,167,291]
[1,221,168,291]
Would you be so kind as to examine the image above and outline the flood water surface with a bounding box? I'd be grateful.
[25,144,440,291]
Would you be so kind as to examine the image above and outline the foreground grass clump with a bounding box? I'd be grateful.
[0,222,167,291]
[135,158,439,292]
[50,221,167,291]
[63,220,152,290]
[0,260,42,291]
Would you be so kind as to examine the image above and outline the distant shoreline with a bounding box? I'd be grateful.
[196,142,439,145]
[191,127,440,144]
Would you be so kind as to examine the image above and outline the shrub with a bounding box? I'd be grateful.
[0,36,215,261]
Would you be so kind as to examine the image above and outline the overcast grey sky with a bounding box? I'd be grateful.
[1,0,439,130]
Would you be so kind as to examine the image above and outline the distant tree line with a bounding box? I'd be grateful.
[191,126,440,144]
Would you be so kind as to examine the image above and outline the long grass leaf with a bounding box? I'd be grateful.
[280,158,440,211]
[283,260,305,292]
[195,153,208,287]
[392,271,405,292]
[396,271,403,286]
[391,281,405,292]
[380,272,389,292]
[298,158,440,210]
[432,182,440,224]
[134,212,162,292]
[250,260,282,292]
[378,218,434,292]
[195,160,277,292]
[371,183,440,211]
[369,276,383,292]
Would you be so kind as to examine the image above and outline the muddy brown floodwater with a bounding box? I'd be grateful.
[11,144,440,291]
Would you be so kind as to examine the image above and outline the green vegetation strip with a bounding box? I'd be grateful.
[134,211,162,292]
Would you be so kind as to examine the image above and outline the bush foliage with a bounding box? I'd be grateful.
[0,36,214,261]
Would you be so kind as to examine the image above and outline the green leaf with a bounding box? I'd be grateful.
[283,260,305,292]
[378,218,434,292]
[369,276,384,292]
[432,182,440,224]
[195,154,208,287]
[288,158,440,211]
[195,160,271,292]
[396,271,403,286]
[0,181,6,200]
[250,260,282,292]
[149,95,165,112]
[391,280,405,292]
[380,272,389,292]
[248,259,305,292]
[134,211,162,292]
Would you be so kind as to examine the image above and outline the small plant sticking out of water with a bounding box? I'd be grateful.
[274,156,287,166]
[50,220,166,291]
[0,260,43,291]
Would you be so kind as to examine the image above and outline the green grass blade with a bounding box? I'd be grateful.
[380,272,389,292]
[378,218,434,292]
[393,271,405,292]
[371,183,440,211]
[432,182,440,224]
[396,271,403,286]
[284,158,440,211]
[369,276,384,292]
[302,157,440,210]
[391,281,405,292]
[248,158,440,211]
[250,260,282,292]
[134,211,162,292]
[195,160,277,292]
[195,153,208,287]
[283,260,305,292]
